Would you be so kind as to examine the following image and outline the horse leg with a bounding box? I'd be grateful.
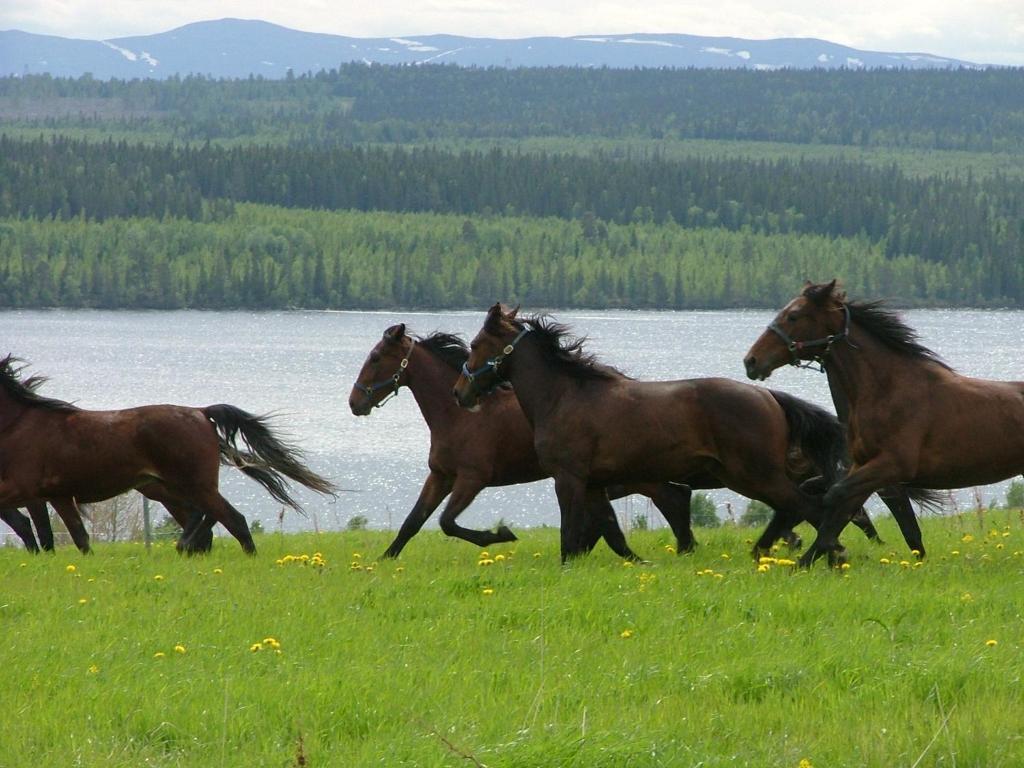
[49,498,92,554]
[877,486,925,558]
[614,482,696,554]
[586,488,644,562]
[381,471,453,559]
[438,476,518,548]
[140,483,213,554]
[26,503,55,552]
[1,508,39,552]
[180,489,256,555]
[554,474,590,563]
[800,460,894,568]
[848,507,883,544]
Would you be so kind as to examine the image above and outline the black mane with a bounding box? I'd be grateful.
[520,316,628,382]
[847,301,952,370]
[417,332,470,372]
[0,356,79,412]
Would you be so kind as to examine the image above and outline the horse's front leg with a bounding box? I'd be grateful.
[586,487,645,562]
[1,508,39,552]
[50,498,92,554]
[554,474,589,563]
[616,482,695,554]
[26,503,55,551]
[877,485,925,558]
[381,471,453,559]
[800,459,896,568]
[438,475,519,548]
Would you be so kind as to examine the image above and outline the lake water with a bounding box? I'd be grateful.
[4,308,1023,541]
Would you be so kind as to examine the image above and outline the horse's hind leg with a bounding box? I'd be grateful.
[189,491,255,555]
[381,471,453,559]
[1,508,39,552]
[877,486,925,558]
[438,475,518,548]
[26,503,54,551]
[849,507,884,544]
[586,488,645,562]
[50,498,91,554]
[140,483,214,554]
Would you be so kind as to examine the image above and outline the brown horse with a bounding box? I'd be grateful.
[452,305,869,561]
[743,280,1011,566]
[0,356,335,554]
[349,324,697,560]
[1,503,54,552]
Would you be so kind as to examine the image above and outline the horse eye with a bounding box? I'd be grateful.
[787,313,798,323]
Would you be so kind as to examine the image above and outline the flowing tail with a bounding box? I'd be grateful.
[203,404,337,511]
[768,390,847,484]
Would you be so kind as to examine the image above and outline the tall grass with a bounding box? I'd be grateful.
[2,511,1022,767]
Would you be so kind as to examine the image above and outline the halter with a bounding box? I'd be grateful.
[461,326,531,389]
[353,339,416,409]
[767,303,855,372]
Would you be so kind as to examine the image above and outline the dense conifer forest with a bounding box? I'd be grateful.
[2,65,1023,308]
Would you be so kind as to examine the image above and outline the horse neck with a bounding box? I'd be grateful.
[502,336,573,426]
[405,346,463,431]
[0,389,30,434]
[823,322,921,416]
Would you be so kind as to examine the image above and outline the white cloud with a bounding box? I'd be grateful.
[1,0,1022,63]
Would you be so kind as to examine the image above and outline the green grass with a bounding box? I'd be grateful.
[3,511,1024,767]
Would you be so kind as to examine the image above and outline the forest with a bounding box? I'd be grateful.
[1,64,1023,309]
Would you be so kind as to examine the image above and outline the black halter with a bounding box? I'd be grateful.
[767,303,855,372]
[353,339,415,409]
[461,327,531,390]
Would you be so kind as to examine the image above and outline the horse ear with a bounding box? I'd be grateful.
[507,304,520,320]
[485,303,503,332]
[804,280,837,305]
[383,323,405,343]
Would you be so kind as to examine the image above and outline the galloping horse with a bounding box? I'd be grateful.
[743,280,1012,566]
[0,356,335,554]
[350,324,696,560]
[453,305,865,561]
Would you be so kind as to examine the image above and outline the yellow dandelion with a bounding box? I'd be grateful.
[78,598,88,605]
[275,559,284,566]
[799,759,814,768]
[720,553,731,560]
[478,551,490,560]
[478,558,495,566]
[986,639,998,647]
[88,664,99,674]
[951,550,960,556]
[250,642,263,652]
[65,564,77,573]
[757,564,770,573]
[961,592,973,602]
[153,651,166,659]
[351,552,362,559]
[776,558,796,567]
[299,554,310,562]
[620,629,634,639]
[313,552,323,559]
[494,554,506,562]
[899,560,910,568]
[282,555,295,563]
[840,563,851,571]
[174,644,186,655]
[962,534,974,543]
[758,556,777,565]
[664,545,676,554]
[19,562,27,568]
[395,566,404,573]
[911,549,921,557]
[879,557,891,565]
[913,562,923,568]
[713,573,724,579]
[154,574,164,581]
[482,587,494,596]
[350,562,363,570]
[212,568,223,575]
[996,543,1004,550]
[532,552,542,558]
[365,564,376,572]
[622,560,635,567]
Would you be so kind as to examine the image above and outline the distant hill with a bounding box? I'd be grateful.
[0,18,981,80]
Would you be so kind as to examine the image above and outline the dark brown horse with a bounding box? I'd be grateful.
[1,503,54,552]
[743,280,1005,566]
[0,356,335,554]
[452,305,871,561]
[349,324,697,560]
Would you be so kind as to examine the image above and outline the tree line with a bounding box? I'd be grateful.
[0,205,1008,310]
[3,65,1024,151]
[2,134,1021,302]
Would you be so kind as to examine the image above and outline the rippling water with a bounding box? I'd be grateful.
[4,308,1022,539]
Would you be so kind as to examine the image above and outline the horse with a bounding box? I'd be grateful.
[742,280,1009,567]
[349,324,697,560]
[452,305,891,562]
[0,355,335,554]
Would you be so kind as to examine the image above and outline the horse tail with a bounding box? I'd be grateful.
[904,487,946,515]
[768,390,847,485]
[202,404,337,511]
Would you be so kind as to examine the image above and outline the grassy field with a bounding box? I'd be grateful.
[3,511,1024,767]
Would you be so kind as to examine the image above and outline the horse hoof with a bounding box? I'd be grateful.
[496,525,517,542]
[379,549,399,560]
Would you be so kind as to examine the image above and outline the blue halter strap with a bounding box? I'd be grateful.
[354,339,415,409]
[767,303,854,372]
[461,327,531,384]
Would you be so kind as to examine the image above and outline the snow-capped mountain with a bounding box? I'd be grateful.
[0,18,981,80]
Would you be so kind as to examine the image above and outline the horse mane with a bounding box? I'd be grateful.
[846,301,952,370]
[416,332,469,372]
[0,355,80,412]
[520,316,629,381]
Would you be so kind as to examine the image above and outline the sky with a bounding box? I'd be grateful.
[4,0,1024,65]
